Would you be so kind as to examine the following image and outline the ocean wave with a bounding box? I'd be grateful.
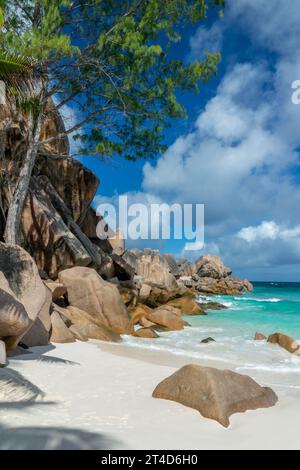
[236,363,300,374]
[233,296,281,303]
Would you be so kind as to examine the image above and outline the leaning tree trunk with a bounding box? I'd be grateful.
[4,111,43,245]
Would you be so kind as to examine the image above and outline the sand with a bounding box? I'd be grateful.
[0,340,299,450]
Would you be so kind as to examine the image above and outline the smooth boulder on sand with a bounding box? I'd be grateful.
[0,244,52,348]
[153,364,278,428]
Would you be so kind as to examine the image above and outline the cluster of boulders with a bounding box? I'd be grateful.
[0,99,253,367]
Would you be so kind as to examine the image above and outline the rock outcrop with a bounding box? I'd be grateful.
[195,255,232,279]
[153,365,278,427]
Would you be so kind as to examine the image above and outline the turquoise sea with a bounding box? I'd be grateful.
[125,282,300,389]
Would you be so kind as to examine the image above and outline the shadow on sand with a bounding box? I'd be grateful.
[0,425,121,450]
[0,367,122,449]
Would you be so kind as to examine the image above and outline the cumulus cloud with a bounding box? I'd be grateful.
[140,0,300,278]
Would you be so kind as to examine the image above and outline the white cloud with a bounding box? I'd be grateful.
[238,221,280,243]
[140,1,300,278]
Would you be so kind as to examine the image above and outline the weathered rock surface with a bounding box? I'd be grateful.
[177,259,196,277]
[0,243,52,348]
[267,332,300,355]
[58,267,132,334]
[34,153,99,224]
[152,365,278,427]
[50,310,75,344]
[134,327,159,339]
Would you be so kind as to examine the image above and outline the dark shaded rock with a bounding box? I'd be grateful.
[201,337,216,344]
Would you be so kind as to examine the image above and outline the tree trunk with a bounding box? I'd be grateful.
[4,111,43,245]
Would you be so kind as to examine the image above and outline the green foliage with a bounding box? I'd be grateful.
[1,0,223,160]
[0,51,35,93]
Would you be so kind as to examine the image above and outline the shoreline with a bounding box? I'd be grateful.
[1,340,300,450]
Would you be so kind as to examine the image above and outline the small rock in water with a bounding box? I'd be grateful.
[267,332,300,355]
[254,332,267,341]
[201,337,216,344]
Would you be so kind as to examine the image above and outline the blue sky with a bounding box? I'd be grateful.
[71,1,300,282]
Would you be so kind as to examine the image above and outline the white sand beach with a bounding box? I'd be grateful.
[0,340,299,450]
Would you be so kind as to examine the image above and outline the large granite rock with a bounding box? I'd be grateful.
[0,243,52,348]
[58,267,132,335]
[267,332,300,355]
[153,365,278,427]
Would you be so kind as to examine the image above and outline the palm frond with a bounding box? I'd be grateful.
[0,51,37,97]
